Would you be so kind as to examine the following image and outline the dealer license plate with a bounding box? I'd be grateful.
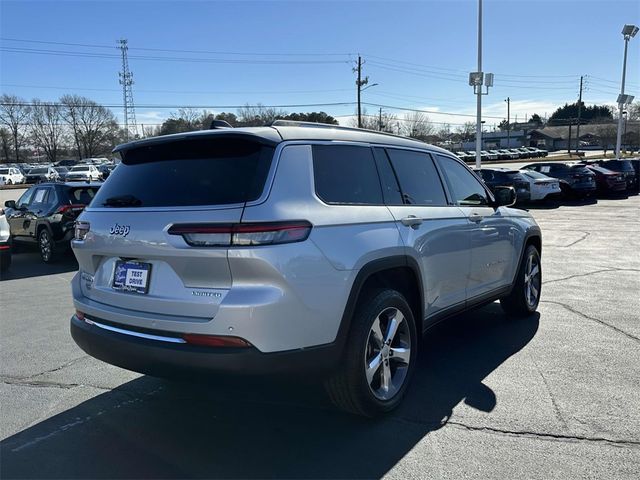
[112,260,151,294]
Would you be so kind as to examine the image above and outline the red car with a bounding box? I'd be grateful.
[586,165,627,194]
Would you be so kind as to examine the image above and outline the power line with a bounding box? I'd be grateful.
[0,37,353,57]
[0,46,350,65]
[1,83,353,95]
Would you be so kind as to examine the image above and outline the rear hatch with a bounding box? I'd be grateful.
[74,135,276,320]
[569,165,595,187]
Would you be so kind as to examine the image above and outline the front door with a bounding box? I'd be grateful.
[434,155,516,300]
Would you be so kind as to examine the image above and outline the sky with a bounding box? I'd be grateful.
[1,0,639,132]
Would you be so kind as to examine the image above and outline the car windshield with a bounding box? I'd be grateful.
[71,166,90,171]
[54,167,68,173]
[601,160,633,171]
[29,168,48,174]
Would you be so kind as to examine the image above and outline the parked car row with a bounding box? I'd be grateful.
[457,147,548,162]
[472,159,639,204]
[0,159,117,186]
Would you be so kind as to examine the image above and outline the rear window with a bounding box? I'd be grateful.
[0,169,9,174]
[601,160,633,171]
[71,166,90,171]
[66,186,100,205]
[92,137,274,208]
[29,168,48,174]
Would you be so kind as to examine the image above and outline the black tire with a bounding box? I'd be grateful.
[6,179,12,185]
[38,228,57,263]
[324,289,418,417]
[500,244,541,317]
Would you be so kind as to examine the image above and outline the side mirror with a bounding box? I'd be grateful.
[493,186,517,207]
[4,200,16,209]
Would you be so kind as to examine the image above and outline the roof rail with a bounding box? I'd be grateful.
[270,119,421,143]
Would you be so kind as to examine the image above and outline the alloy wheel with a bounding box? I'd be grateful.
[524,253,541,308]
[364,307,412,401]
[39,231,52,262]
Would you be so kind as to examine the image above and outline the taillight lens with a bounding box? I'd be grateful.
[168,221,312,247]
[74,221,90,241]
[57,204,86,214]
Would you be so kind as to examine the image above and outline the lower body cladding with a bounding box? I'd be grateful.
[70,314,341,377]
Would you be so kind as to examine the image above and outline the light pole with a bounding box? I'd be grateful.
[469,0,493,169]
[615,24,638,159]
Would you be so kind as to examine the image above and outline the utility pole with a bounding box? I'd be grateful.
[379,107,383,131]
[118,39,138,141]
[505,97,510,148]
[354,56,369,129]
[567,120,572,154]
[575,76,583,154]
[616,25,639,158]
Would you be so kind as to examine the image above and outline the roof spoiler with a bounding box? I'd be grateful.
[209,120,233,129]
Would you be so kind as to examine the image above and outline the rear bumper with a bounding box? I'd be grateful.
[70,314,341,377]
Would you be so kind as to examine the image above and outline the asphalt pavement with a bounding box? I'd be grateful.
[1,195,639,479]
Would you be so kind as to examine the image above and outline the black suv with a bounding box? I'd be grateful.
[3,182,101,263]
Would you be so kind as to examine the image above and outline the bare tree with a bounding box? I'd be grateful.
[237,103,287,126]
[598,124,618,155]
[0,94,31,162]
[0,128,12,162]
[30,99,65,163]
[455,122,476,143]
[60,95,118,158]
[401,111,435,140]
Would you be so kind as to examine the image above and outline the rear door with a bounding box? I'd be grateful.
[434,155,517,299]
[74,136,275,320]
[375,147,471,318]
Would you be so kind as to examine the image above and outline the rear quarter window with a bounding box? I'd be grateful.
[312,145,383,205]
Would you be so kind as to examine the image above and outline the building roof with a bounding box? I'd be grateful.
[531,122,639,140]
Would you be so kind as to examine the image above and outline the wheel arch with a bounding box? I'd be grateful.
[335,255,424,353]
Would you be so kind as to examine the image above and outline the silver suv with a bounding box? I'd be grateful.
[70,121,542,416]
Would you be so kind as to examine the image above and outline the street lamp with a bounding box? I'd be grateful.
[615,24,638,158]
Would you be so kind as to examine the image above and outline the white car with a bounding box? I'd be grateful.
[0,167,25,185]
[65,165,102,182]
[519,169,562,201]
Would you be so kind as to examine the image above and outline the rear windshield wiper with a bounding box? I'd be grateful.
[102,195,142,207]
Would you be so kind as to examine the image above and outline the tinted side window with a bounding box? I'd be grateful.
[386,149,447,206]
[436,155,489,206]
[372,148,403,205]
[312,145,383,205]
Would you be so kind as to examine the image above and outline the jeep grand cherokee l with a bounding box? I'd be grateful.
[70,122,542,417]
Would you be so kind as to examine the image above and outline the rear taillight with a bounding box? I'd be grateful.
[168,221,312,247]
[74,221,90,241]
[182,334,252,348]
[57,204,85,214]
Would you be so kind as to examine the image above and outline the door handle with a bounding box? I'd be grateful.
[469,213,484,223]
[400,215,423,228]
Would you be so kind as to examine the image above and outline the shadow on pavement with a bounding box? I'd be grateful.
[0,251,77,281]
[0,304,539,479]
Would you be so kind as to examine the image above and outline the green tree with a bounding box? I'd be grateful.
[548,102,613,125]
[528,114,543,126]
